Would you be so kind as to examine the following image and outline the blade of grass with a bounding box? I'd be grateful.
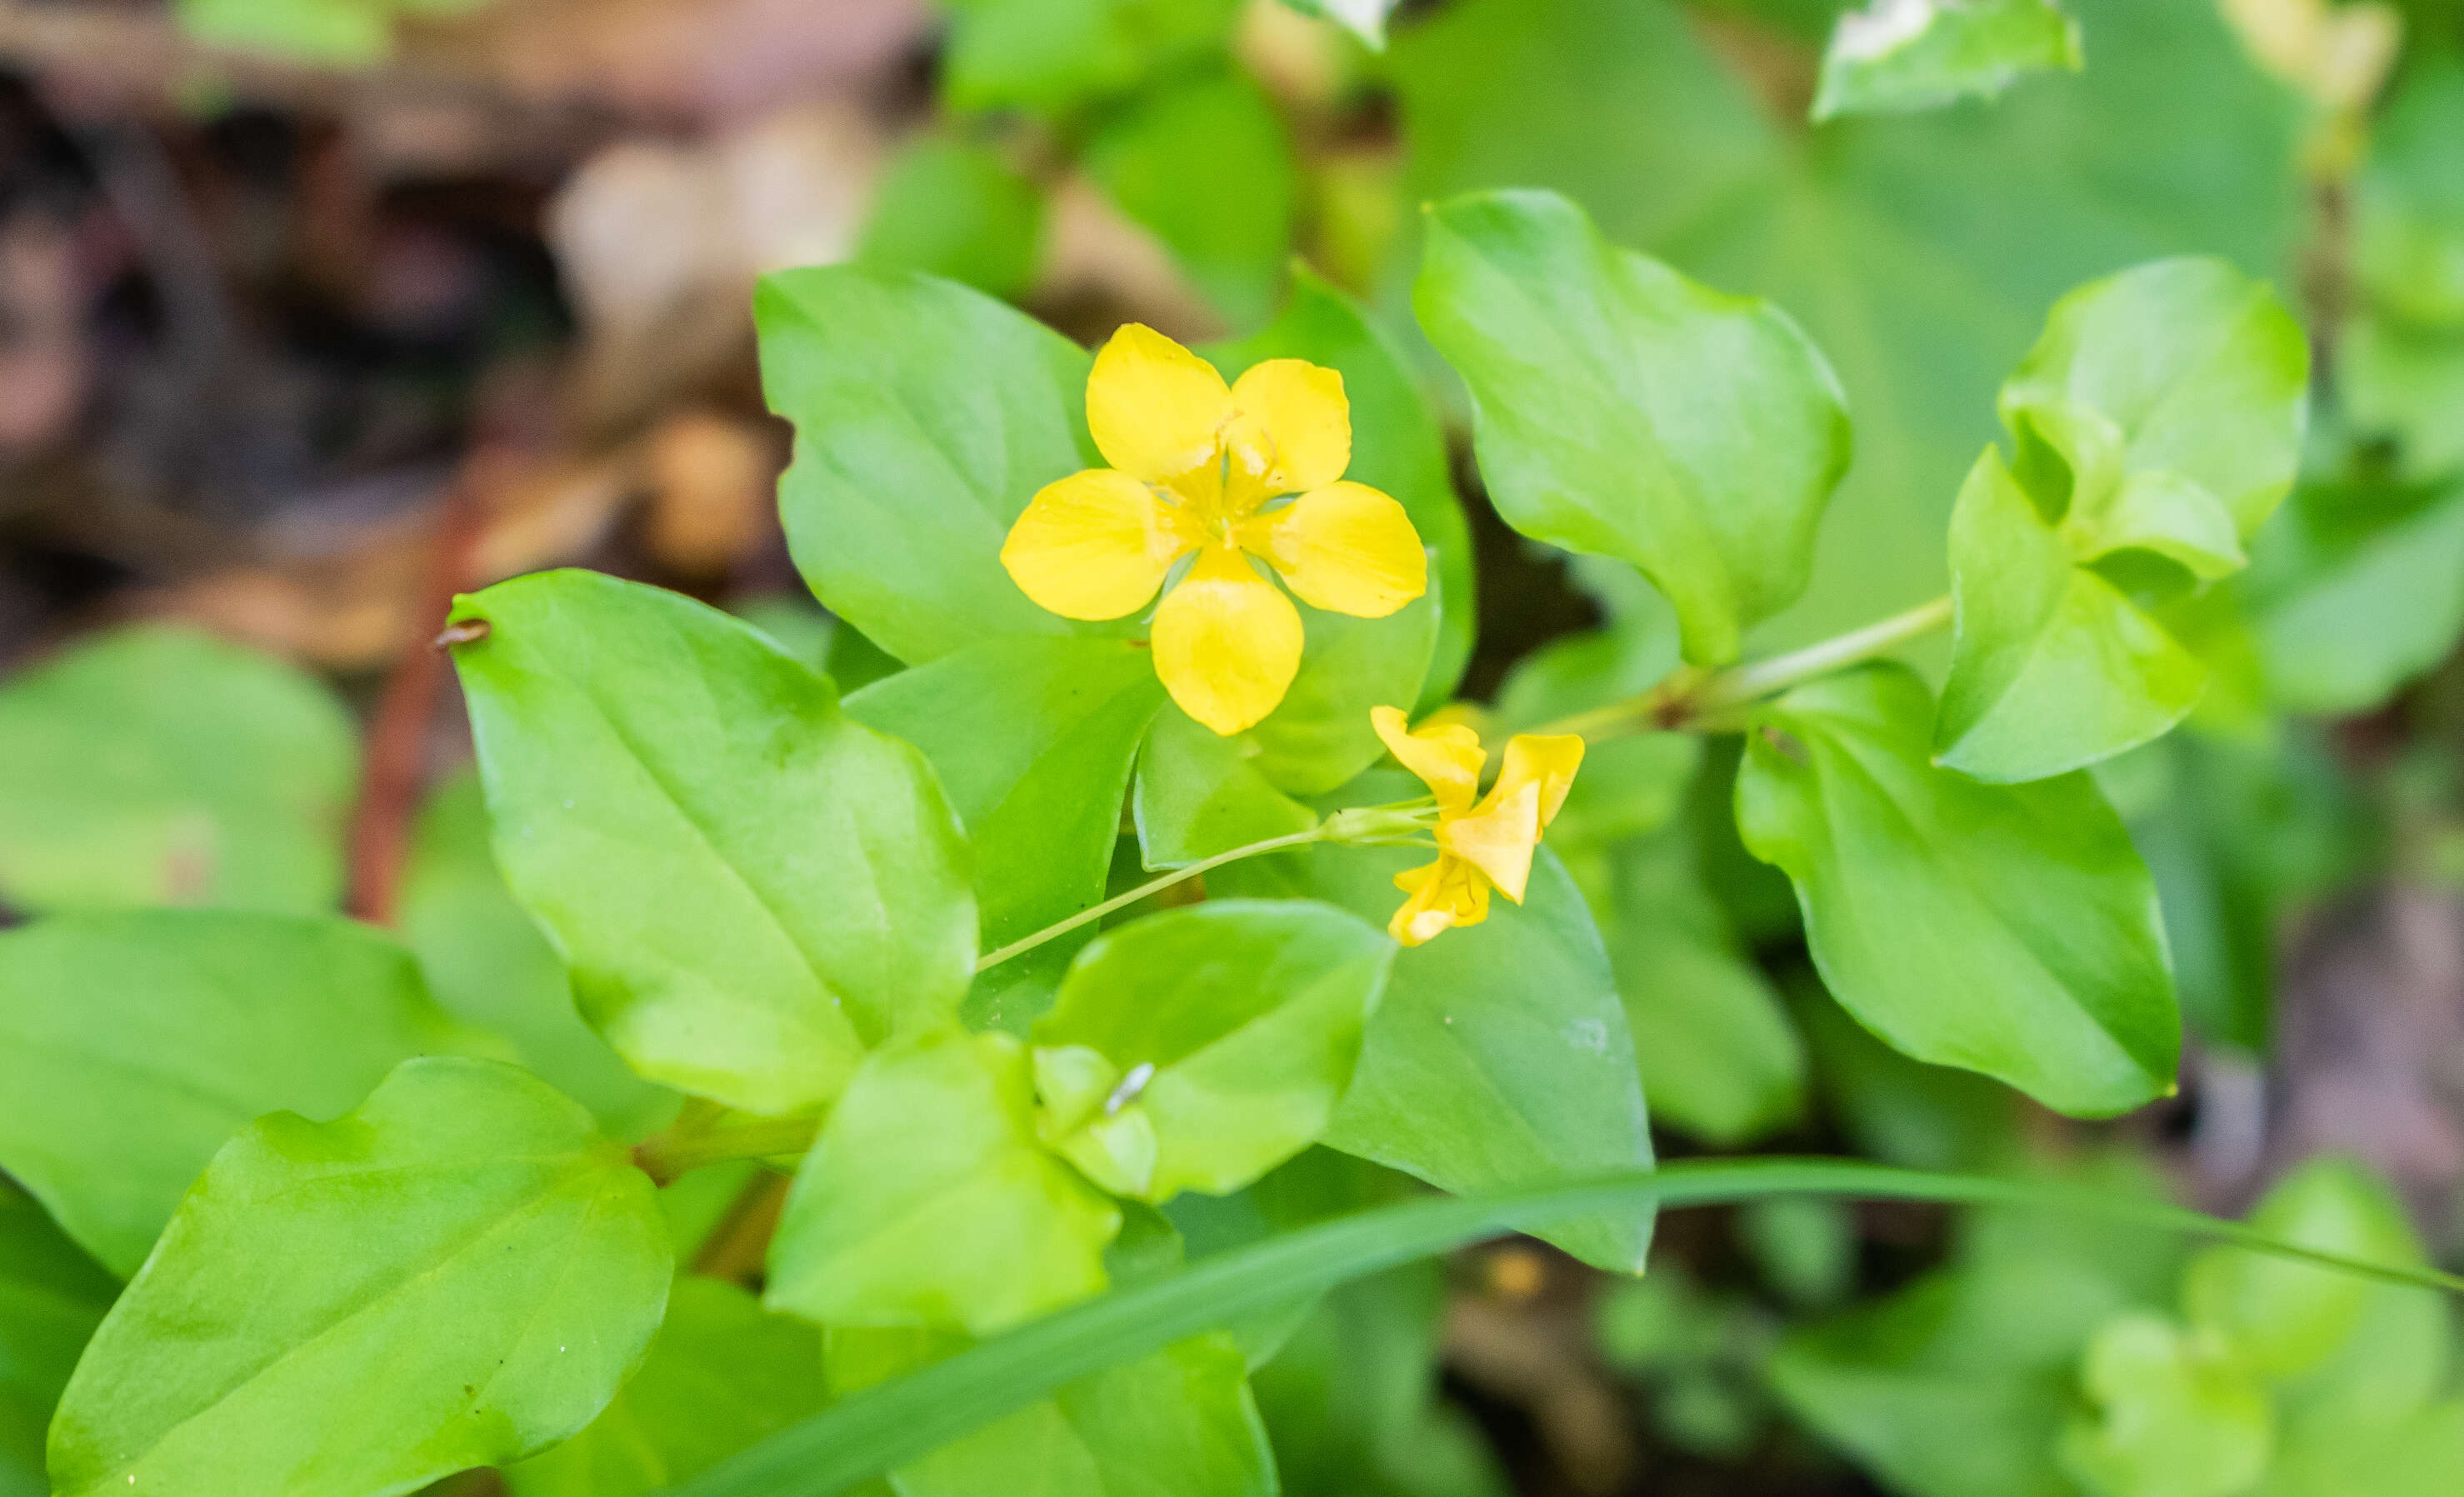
[674,1155,2464,1497]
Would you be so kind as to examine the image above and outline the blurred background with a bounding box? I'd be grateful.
[2,0,2463,1494]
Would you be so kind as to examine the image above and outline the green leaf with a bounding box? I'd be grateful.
[2184,1156,2428,1382]
[1735,665,2180,1116]
[1164,1147,1427,1370]
[1217,833,1657,1274]
[758,265,1095,665]
[0,911,469,1275]
[505,1276,830,1497]
[1032,901,1396,1200]
[2058,1315,2273,1497]
[767,1029,1121,1336]
[846,636,1161,963]
[1207,264,1477,709]
[449,571,977,1116]
[47,1057,671,1497]
[1936,447,2211,781]
[2262,1400,2464,1497]
[1769,1157,2177,1497]
[2108,730,2358,1052]
[2247,480,2464,716]
[401,771,678,1140]
[829,1325,1274,1497]
[1087,67,1296,329]
[2343,315,2464,482]
[1391,0,2303,656]
[858,136,1046,301]
[1936,254,2308,781]
[1414,187,1852,667]
[2356,49,2464,332]
[1812,0,2084,122]
[1251,591,1442,796]
[1133,704,1317,870]
[938,0,1241,117]
[672,1157,2464,1497]
[1252,1264,1505,1497]
[1491,571,1681,735]
[0,624,356,917]
[1597,826,1805,1148]
[0,1185,115,1497]
[1998,257,2308,545]
[1791,976,2021,1171]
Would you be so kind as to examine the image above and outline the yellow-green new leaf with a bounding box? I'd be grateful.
[2000,257,2307,544]
[767,1030,1122,1337]
[47,1057,672,1497]
[1937,447,2211,781]
[1938,257,2307,782]
[1737,666,2179,1117]
[1032,901,1396,1201]
[449,571,977,1116]
[2058,1315,2272,1497]
[1414,187,1851,667]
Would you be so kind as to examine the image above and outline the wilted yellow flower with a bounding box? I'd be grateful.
[1372,706,1584,946]
[1002,324,1428,735]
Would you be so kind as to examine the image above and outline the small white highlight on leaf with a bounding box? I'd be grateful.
[1836,0,1941,62]
[1103,1061,1156,1117]
[1566,1018,1610,1054]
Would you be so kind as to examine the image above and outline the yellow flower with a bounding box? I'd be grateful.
[1002,324,1429,735]
[1372,705,1585,947]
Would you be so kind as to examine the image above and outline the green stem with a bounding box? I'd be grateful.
[635,1118,820,1186]
[972,826,1332,974]
[1536,593,1954,743]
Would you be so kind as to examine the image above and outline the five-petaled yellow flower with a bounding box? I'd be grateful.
[1372,706,1585,946]
[1002,324,1429,736]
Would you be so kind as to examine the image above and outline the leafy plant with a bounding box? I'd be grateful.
[9,1,2464,1495]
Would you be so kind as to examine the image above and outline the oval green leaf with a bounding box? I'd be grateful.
[758,265,1096,665]
[47,1056,672,1497]
[0,910,471,1275]
[449,570,978,1117]
[1735,664,2180,1116]
[1936,447,2210,782]
[767,1029,1122,1337]
[0,624,356,917]
[1414,187,1852,666]
[1217,835,1657,1274]
[1032,900,1396,1202]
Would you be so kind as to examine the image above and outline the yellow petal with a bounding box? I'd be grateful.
[1087,324,1232,484]
[1151,546,1304,736]
[1371,705,1484,812]
[1001,469,1194,621]
[1225,358,1350,495]
[1438,781,1542,903]
[1388,855,1490,946]
[1489,733,1587,830]
[1240,482,1427,618]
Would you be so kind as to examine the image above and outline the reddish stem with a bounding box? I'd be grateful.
[346,468,489,926]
